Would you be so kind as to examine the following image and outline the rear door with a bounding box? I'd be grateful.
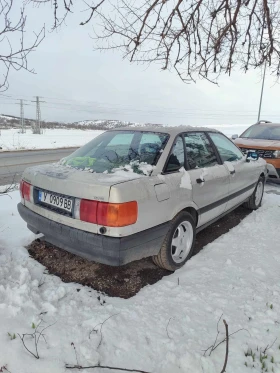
[183,132,230,227]
[208,132,257,210]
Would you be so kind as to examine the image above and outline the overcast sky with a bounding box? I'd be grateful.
[1,1,280,127]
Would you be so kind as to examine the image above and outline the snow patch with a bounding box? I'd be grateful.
[97,169,143,183]
[200,168,208,181]
[110,161,155,178]
[0,128,103,151]
[179,167,192,189]
[1,187,280,372]
[196,168,208,186]
[224,161,235,173]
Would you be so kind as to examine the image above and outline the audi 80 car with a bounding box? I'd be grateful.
[18,127,267,271]
[233,120,280,182]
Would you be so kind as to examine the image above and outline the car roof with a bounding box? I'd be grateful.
[111,125,220,135]
[255,122,280,126]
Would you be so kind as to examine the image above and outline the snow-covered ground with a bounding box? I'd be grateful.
[0,124,248,151]
[0,129,103,151]
[0,185,280,373]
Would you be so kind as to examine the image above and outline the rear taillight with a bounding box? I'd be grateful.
[20,180,31,201]
[77,199,138,227]
[80,199,98,224]
[97,201,137,227]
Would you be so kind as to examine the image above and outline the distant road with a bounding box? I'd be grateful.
[0,148,78,186]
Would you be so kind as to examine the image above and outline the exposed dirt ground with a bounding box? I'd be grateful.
[27,206,251,299]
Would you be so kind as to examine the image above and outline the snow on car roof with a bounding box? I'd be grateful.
[111,125,220,135]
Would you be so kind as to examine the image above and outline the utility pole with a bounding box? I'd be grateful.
[31,96,46,134]
[16,99,28,134]
[257,60,267,122]
[20,99,25,134]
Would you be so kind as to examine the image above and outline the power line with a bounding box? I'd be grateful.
[0,100,272,117]
[0,93,279,124]
[2,100,280,118]
[1,92,276,114]
[1,93,280,117]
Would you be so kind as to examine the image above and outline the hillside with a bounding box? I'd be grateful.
[0,115,163,130]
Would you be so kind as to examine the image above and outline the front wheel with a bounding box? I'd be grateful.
[243,177,265,210]
[153,211,196,271]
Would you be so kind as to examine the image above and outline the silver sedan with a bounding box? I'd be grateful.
[18,126,267,271]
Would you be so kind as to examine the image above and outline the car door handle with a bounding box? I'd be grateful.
[196,178,205,184]
[230,170,235,175]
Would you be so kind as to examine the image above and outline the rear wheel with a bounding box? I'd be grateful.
[244,177,265,210]
[153,211,196,271]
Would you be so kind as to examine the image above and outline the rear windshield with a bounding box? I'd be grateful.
[61,130,169,174]
[241,125,280,140]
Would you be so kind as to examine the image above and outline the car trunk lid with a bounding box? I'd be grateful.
[22,163,144,202]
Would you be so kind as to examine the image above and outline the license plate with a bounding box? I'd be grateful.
[38,191,73,212]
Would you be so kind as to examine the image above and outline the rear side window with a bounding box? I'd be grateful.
[165,136,185,172]
[209,132,243,162]
[184,132,218,169]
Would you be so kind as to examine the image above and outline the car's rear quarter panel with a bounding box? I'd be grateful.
[108,174,197,237]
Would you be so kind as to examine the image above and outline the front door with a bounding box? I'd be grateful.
[183,132,230,227]
[208,132,257,210]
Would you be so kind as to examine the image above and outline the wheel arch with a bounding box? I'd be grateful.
[181,206,199,227]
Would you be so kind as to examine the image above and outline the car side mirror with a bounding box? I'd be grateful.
[231,134,238,140]
[246,151,259,161]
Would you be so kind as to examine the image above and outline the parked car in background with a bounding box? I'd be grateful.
[233,120,280,182]
[18,127,267,271]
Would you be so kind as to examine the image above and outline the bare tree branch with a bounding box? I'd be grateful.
[89,313,119,348]
[24,0,280,83]
[203,314,250,357]
[65,365,151,373]
[0,173,17,196]
[80,0,106,26]
[220,319,229,373]
[262,337,277,355]
[18,320,56,359]
[0,0,45,91]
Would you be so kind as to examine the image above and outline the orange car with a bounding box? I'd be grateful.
[233,120,280,182]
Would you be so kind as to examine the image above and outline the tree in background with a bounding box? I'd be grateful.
[2,0,280,87]
[0,0,45,91]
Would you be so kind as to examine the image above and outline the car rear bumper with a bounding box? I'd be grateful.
[18,203,169,266]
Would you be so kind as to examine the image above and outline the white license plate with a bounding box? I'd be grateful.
[38,191,73,212]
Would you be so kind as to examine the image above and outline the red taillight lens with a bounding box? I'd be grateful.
[20,180,31,201]
[79,200,138,227]
[97,201,138,227]
[80,199,98,224]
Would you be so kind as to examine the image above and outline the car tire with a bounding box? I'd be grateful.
[243,177,265,210]
[152,211,196,271]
